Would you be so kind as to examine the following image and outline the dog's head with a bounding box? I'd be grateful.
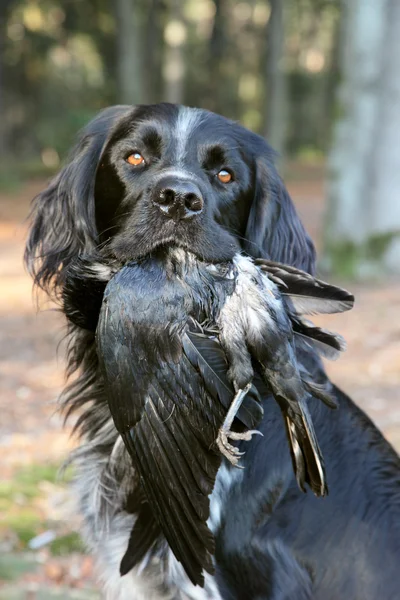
[25,103,316,295]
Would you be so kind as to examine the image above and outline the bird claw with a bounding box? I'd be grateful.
[216,428,263,467]
[228,429,263,442]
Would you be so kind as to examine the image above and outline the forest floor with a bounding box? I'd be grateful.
[1,167,399,599]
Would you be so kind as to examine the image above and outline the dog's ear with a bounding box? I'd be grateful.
[244,153,316,275]
[25,105,132,297]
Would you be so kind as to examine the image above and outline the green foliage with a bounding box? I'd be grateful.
[12,463,61,486]
[49,532,86,556]
[366,232,397,261]
[0,463,60,505]
[0,462,75,549]
[0,168,22,193]
[0,159,57,192]
[0,555,38,581]
[327,240,359,279]
[35,109,97,157]
[5,511,42,546]
[326,233,400,278]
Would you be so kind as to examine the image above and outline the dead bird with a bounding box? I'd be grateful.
[93,249,354,587]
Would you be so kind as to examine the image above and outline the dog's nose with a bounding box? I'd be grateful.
[153,179,204,221]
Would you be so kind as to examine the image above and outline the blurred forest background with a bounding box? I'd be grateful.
[1,1,400,598]
[1,0,400,273]
[0,0,338,161]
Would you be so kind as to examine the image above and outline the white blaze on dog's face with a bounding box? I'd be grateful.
[174,105,206,166]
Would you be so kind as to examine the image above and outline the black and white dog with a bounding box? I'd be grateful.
[25,104,400,600]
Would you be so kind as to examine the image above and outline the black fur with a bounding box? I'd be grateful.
[25,104,400,599]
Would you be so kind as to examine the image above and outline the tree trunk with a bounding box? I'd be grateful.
[207,0,225,113]
[144,0,164,102]
[319,7,341,152]
[0,16,5,157]
[264,0,287,157]
[114,0,145,105]
[326,0,400,276]
[162,0,186,104]
[0,0,13,158]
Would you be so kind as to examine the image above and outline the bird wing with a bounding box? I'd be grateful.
[254,258,354,315]
[96,277,263,586]
[182,323,263,430]
[292,318,347,361]
[97,294,223,586]
[255,258,352,363]
[119,366,218,587]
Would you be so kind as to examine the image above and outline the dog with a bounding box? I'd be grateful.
[25,104,400,600]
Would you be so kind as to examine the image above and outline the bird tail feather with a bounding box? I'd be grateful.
[283,400,327,497]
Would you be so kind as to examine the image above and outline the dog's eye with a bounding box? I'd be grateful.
[126,152,145,166]
[217,169,232,183]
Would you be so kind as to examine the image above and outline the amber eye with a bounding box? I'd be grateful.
[217,169,232,183]
[126,152,145,166]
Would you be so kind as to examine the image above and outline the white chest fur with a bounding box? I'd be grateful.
[77,443,240,600]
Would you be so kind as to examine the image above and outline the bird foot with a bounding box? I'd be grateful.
[217,428,263,468]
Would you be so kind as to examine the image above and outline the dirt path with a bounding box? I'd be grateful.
[0,182,73,478]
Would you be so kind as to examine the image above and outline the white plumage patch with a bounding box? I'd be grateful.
[217,254,282,371]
